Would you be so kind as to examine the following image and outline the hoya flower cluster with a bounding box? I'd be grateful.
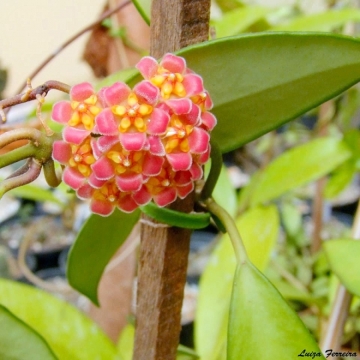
[52,54,217,216]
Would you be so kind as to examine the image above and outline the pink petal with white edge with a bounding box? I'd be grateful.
[95,108,118,136]
[96,135,119,153]
[201,112,217,131]
[174,170,192,186]
[63,167,85,190]
[147,108,170,135]
[77,183,94,199]
[136,56,159,79]
[198,144,211,164]
[88,173,107,188]
[116,173,143,192]
[180,103,201,126]
[119,132,146,151]
[132,186,152,205]
[52,141,72,164]
[166,152,192,171]
[142,153,164,176]
[204,91,213,110]
[91,157,114,180]
[153,187,177,207]
[177,182,194,199]
[52,101,72,123]
[148,135,165,156]
[63,127,90,145]
[189,162,203,181]
[91,199,115,217]
[182,74,204,96]
[161,53,186,74]
[166,98,192,115]
[134,80,159,105]
[188,127,210,154]
[117,195,139,213]
[70,82,94,102]
[103,82,130,106]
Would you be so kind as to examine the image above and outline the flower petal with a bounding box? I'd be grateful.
[201,111,217,131]
[77,183,94,199]
[63,167,85,190]
[188,127,210,154]
[132,186,152,205]
[182,74,204,96]
[166,152,192,171]
[91,157,114,180]
[52,101,72,123]
[147,108,170,135]
[95,108,118,135]
[153,187,177,207]
[96,135,120,153]
[103,82,130,106]
[166,98,192,115]
[63,127,90,144]
[88,173,107,188]
[134,80,159,105]
[117,195,139,213]
[116,173,143,192]
[70,82,94,101]
[189,162,203,180]
[161,53,186,74]
[180,103,201,126]
[198,144,211,164]
[148,135,165,156]
[136,56,159,79]
[91,199,115,217]
[177,182,194,199]
[174,170,192,185]
[119,132,147,151]
[52,141,72,164]
[142,153,164,176]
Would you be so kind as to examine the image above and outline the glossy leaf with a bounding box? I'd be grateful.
[132,0,151,25]
[324,239,360,297]
[271,9,360,32]
[228,261,325,360]
[0,279,118,360]
[248,137,351,207]
[67,209,140,305]
[124,33,360,153]
[195,205,279,360]
[140,202,210,229]
[0,304,57,360]
[212,6,270,38]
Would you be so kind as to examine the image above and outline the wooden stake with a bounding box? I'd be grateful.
[133,1,210,359]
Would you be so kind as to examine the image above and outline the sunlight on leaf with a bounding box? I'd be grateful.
[0,279,118,360]
[195,205,279,360]
[228,261,325,360]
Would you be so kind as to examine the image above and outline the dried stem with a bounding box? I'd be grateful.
[14,0,131,96]
[321,200,360,353]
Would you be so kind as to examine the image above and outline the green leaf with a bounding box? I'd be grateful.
[110,33,360,153]
[131,0,151,25]
[177,345,200,359]
[212,6,271,38]
[5,183,63,205]
[0,279,118,360]
[271,9,360,32]
[324,239,360,297]
[117,323,134,360]
[195,205,278,360]
[228,261,325,360]
[0,304,57,360]
[67,209,140,305]
[248,137,351,207]
[140,202,210,229]
[205,163,237,218]
[178,33,360,152]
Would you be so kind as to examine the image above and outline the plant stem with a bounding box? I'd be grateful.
[204,198,248,264]
[0,144,35,168]
[321,199,360,353]
[200,139,222,201]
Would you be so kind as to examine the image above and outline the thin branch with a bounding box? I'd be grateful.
[14,0,132,96]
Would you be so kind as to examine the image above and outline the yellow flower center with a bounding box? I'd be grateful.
[68,138,95,177]
[150,67,186,99]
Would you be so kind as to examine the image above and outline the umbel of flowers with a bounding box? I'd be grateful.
[52,54,217,216]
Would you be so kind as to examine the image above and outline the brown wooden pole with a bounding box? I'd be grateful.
[133,1,211,359]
